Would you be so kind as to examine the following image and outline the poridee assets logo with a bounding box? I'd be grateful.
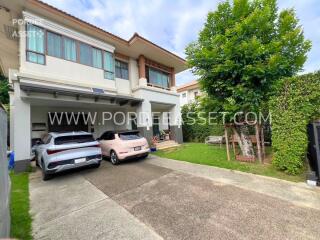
[7,18,44,39]
[47,111,272,128]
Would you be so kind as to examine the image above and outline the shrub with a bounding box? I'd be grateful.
[270,72,320,174]
[181,103,224,142]
[0,74,9,105]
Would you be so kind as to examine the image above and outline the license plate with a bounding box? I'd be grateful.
[75,158,86,164]
[134,146,141,151]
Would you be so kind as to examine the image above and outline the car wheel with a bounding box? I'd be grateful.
[110,151,119,165]
[41,161,52,181]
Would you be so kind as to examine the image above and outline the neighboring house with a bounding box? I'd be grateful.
[177,80,201,106]
[0,0,187,171]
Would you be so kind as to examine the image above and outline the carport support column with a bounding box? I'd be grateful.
[137,100,153,144]
[10,81,31,172]
[170,104,183,144]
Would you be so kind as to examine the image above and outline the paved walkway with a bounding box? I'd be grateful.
[29,169,162,240]
[147,155,320,210]
[29,156,320,240]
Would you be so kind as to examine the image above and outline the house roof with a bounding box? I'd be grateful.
[0,0,188,76]
[177,80,200,92]
[29,0,187,72]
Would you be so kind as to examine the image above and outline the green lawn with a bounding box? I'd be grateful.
[10,172,32,240]
[153,143,305,182]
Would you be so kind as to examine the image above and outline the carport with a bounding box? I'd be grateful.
[10,78,143,171]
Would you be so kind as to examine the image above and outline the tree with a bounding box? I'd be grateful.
[186,0,311,157]
[0,74,9,105]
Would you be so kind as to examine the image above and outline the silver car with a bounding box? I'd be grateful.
[34,132,102,180]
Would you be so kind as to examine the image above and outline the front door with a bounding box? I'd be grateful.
[153,116,160,137]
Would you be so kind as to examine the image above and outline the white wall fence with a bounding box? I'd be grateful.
[0,106,10,238]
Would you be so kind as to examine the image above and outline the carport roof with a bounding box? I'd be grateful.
[20,82,143,107]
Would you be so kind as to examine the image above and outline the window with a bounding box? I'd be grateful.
[54,134,95,145]
[26,24,45,64]
[119,132,142,140]
[103,51,114,80]
[47,31,62,58]
[63,37,76,62]
[79,42,92,66]
[25,24,117,73]
[115,59,129,80]
[147,67,170,89]
[92,48,102,68]
[182,93,186,98]
[194,91,199,98]
[100,131,115,140]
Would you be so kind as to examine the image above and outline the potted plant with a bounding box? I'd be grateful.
[159,130,166,140]
[150,136,158,152]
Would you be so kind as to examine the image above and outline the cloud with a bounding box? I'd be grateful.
[278,0,320,73]
[42,0,320,84]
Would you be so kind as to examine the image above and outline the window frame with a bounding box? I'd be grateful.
[79,42,93,66]
[92,47,103,69]
[146,66,170,89]
[115,59,129,80]
[62,36,77,62]
[46,30,63,58]
[26,23,46,65]
[25,23,117,79]
[103,51,115,80]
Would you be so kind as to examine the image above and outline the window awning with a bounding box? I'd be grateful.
[19,82,143,107]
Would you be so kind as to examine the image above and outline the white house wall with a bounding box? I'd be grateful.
[180,90,189,106]
[133,87,181,127]
[179,88,201,106]
[30,106,135,139]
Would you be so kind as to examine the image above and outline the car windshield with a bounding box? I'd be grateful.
[54,134,95,145]
[119,132,142,140]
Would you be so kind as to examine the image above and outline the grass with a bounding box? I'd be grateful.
[10,172,32,240]
[153,143,305,182]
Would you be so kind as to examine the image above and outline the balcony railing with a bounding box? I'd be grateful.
[147,83,171,91]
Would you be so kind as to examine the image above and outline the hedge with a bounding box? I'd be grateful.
[181,103,224,142]
[270,72,320,174]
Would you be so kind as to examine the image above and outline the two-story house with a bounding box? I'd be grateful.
[177,80,201,106]
[0,0,187,171]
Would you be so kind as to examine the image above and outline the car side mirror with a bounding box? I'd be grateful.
[97,137,101,141]
[36,140,42,145]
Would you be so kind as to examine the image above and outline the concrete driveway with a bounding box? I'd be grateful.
[30,156,320,240]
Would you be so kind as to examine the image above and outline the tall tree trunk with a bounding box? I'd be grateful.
[224,126,231,161]
[261,125,265,162]
[255,123,262,163]
[232,125,254,157]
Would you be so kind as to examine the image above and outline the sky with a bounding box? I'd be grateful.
[42,0,320,86]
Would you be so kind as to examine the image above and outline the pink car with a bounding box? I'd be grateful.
[98,130,149,165]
